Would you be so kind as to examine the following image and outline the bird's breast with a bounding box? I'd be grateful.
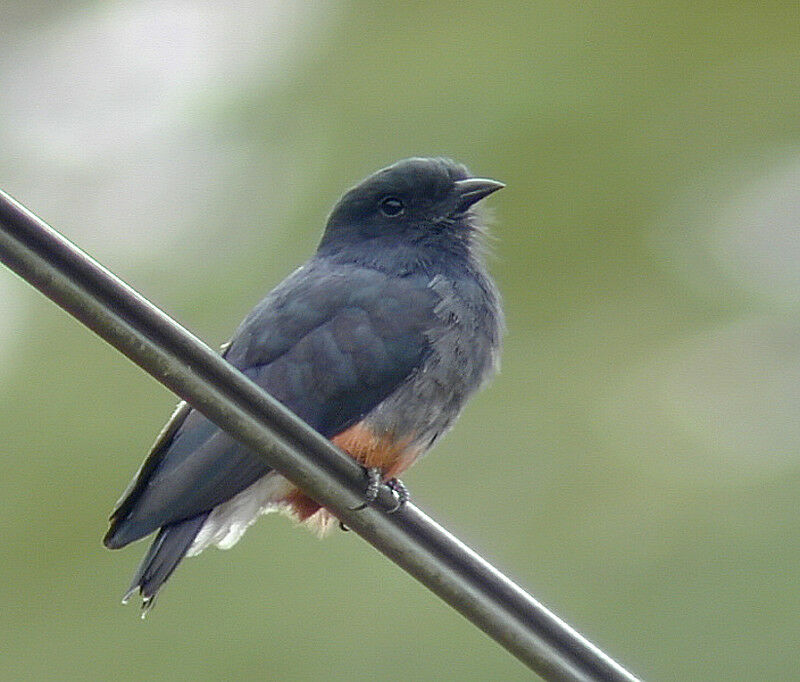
[331,421,421,478]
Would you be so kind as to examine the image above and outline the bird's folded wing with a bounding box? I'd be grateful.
[105,265,436,547]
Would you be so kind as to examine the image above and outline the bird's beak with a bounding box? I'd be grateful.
[453,178,505,213]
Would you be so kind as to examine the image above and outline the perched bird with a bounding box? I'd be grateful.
[104,157,504,613]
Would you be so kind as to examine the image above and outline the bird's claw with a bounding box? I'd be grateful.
[349,467,410,513]
[385,477,409,513]
[349,467,382,511]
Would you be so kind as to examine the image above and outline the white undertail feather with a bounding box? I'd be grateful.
[187,472,335,556]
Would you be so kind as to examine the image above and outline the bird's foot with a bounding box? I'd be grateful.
[385,477,409,513]
[349,467,410,513]
[349,467,382,511]
[364,466,383,504]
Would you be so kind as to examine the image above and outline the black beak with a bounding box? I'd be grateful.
[453,178,505,213]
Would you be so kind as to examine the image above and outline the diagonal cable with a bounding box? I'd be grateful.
[0,189,641,682]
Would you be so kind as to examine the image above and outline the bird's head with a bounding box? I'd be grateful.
[318,158,503,268]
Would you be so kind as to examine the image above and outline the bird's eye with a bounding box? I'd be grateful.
[379,196,405,217]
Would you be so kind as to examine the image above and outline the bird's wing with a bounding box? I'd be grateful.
[105,262,436,547]
[105,340,232,527]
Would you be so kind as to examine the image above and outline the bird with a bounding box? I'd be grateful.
[104,157,504,614]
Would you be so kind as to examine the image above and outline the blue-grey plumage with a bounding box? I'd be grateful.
[104,157,504,613]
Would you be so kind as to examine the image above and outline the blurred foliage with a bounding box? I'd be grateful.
[0,1,798,680]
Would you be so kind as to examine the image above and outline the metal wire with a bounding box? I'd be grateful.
[0,189,641,682]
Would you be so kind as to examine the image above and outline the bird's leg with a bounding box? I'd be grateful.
[349,467,410,513]
[364,466,383,503]
[349,467,383,511]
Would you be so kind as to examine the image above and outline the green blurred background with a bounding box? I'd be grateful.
[1,2,798,680]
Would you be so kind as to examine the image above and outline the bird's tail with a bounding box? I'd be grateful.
[123,513,209,617]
